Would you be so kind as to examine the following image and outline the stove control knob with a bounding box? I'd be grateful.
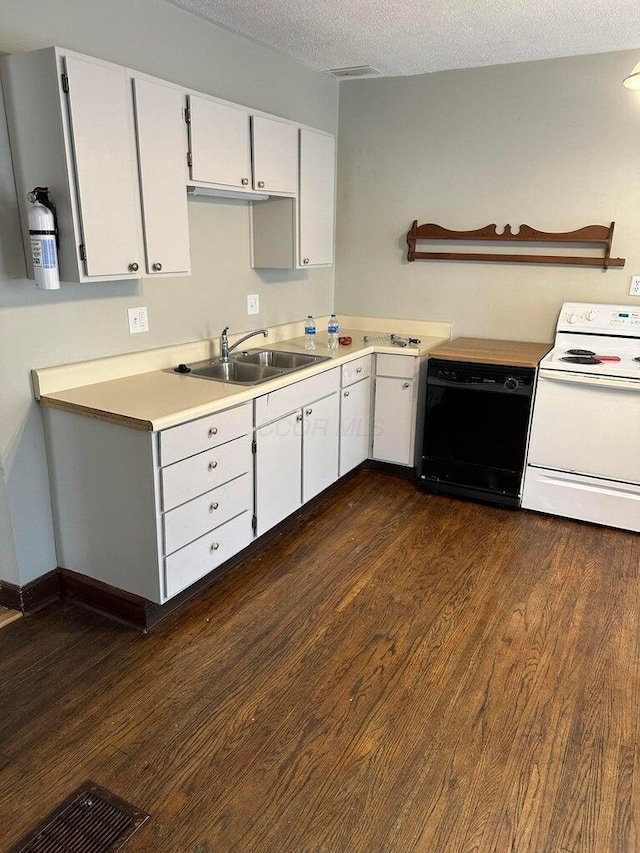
[504,377,520,391]
[587,309,597,321]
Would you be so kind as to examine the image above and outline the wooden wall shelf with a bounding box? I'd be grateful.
[406,221,625,270]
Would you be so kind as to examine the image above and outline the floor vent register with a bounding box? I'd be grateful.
[7,781,149,852]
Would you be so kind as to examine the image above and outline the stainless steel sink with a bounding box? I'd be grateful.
[173,349,330,386]
[234,349,328,369]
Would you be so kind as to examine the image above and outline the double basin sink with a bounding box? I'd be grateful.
[176,349,331,386]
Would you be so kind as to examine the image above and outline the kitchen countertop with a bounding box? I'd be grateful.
[33,320,450,432]
[428,336,551,368]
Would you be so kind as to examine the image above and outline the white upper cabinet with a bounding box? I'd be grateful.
[299,128,335,267]
[64,56,143,279]
[1,47,145,282]
[187,95,252,190]
[251,116,298,195]
[250,127,336,269]
[132,77,191,276]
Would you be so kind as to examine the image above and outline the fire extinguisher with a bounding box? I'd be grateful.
[28,187,60,290]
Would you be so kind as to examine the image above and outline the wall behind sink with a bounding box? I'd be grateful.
[335,49,640,343]
[0,0,338,586]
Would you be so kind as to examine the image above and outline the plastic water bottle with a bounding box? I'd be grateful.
[327,313,339,349]
[304,315,316,350]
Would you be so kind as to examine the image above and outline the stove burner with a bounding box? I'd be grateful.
[561,356,603,364]
[566,348,595,356]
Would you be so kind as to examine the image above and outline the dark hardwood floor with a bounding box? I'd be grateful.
[1,470,639,852]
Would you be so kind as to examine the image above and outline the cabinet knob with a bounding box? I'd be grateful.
[208,460,218,470]
[210,542,220,552]
[356,367,362,374]
[403,382,411,389]
[296,414,303,422]
[241,177,249,186]
[129,262,139,272]
[152,262,162,271]
[303,258,310,265]
[305,408,313,415]
[209,501,219,512]
[257,180,265,189]
[344,390,350,397]
[208,427,218,437]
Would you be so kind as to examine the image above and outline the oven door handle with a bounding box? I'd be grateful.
[539,370,639,392]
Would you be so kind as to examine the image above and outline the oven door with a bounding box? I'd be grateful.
[527,370,640,484]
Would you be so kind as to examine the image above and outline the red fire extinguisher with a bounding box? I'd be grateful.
[28,187,60,290]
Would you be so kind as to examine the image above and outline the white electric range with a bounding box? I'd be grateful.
[522,302,640,532]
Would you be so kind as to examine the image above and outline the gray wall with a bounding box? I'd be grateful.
[0,0,338,585]
[335,50,640,343]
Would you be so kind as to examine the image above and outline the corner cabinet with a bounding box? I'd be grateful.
[1,46,191,283]
[250,128,336,269]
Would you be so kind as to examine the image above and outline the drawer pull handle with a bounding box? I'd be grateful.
[208,460,218,470]
[344,390,350,397]
[356,367,362,373]
[210,542,220,552]
[209,501,219,512]
[403,382,411,389]
[208,427,218,437]
[305,408,313,416]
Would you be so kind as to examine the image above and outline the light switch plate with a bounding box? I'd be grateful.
[630,276,640,297]
[128,306,149,333]
[247,294,260,315]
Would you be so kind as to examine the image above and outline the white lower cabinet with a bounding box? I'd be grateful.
[339,355,373,476]
[372,354,422,467]
[254,369,340,536]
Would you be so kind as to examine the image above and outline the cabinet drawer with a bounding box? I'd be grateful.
[161,434,251,511]
[165,511,253,599]
[163,473,252,555]
[255,367,339,427]
[376,354,416,379]
[342,355,372,388]
[159,402,252,466]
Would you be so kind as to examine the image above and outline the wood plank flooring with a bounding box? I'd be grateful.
[1,470,638,852]
[0,607,21,630]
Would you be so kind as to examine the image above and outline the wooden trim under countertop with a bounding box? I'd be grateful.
[428,337,551,368]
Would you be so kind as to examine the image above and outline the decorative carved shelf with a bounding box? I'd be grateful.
[406,221,625,270]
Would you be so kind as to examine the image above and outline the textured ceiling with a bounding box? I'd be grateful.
[164,0,640,77]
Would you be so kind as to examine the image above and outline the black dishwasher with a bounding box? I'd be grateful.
[419,358,536,508]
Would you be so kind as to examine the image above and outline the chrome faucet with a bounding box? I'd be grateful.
[220,326,268,362]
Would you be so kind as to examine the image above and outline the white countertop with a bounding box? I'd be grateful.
[33,318,450,432]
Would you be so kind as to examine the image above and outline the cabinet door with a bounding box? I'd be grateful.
[64,56,142,278]
[372,377,415,466]
[188,95,251,189]
[340,377,372,476]
[252,116,298,194]
[255,412,302,536]
[302,393,339,503]
[299,129,335,267]
[133,78,191,276]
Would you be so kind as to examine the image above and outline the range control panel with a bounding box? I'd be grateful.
[558,302,640,333]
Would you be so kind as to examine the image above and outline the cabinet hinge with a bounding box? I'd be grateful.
[187,151,193,168]
[184,106,191,124]
[252,514,257,531]
[61,73,69,94]
[251,439,257,454]
[79,243,86,261]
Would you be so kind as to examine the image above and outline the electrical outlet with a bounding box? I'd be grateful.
[630,276,640,297]
[128,306,149,334]
[247,294,260,315]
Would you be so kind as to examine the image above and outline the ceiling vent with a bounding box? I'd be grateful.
[325,65,382,79]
